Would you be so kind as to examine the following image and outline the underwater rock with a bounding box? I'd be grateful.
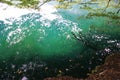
[44,76,83,80]
[86,53,120,80]
[44,53,120,80]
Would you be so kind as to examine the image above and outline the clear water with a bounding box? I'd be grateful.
[0,2,120,80]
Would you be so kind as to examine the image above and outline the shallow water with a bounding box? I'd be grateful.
[0,2,120,80]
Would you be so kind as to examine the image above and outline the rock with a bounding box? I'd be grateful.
[86,53,120,80]
[44,53,120,80]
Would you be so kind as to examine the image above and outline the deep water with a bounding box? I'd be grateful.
[0,2,120,80]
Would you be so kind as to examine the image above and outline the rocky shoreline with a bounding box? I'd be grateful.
[44,53,120,80]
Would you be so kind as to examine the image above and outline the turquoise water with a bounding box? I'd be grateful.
[0,13,83,57]
[0,2,120,80]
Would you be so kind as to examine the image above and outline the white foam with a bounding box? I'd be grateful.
[0,3,34,21]
[0,2,60,21]
[40,3,58,21]
[0,2,83,45]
